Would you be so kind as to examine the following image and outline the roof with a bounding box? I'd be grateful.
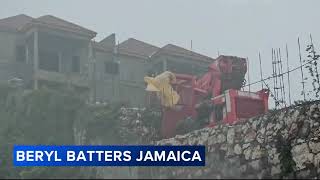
[31,15,96,37]
[152,44,215,63]
[92,34,115,53]
[0,14,33,32]
[0,14,96,38]
[117,38,160,59]
[92,41,113,53]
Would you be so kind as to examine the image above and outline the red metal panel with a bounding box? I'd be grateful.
[235,98,265,119]
[162,108,188,138]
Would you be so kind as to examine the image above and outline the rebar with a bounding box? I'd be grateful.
[285,44,292,105]
[298,37,306,101]
[259,52,263,89]
[247,57,251,92]
[279,48,286,107]
[271,48,278,107]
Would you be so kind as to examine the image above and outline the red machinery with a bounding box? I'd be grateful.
[147,55,270,138]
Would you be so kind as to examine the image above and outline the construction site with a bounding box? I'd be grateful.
[0,0,320,179]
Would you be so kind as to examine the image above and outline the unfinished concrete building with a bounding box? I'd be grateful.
[115,38,160,106]
[0,14,215,107]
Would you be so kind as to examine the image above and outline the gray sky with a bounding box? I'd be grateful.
[1,0,320,107]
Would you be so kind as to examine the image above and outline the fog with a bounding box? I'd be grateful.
[1,1,320,178]
[1,0,320,106]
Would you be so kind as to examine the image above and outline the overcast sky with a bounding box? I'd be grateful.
[1,0,320,107]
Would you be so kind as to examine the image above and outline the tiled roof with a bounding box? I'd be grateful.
[93,34,116,53]
[0,14,96,38]
[117,38,160,59]
[92,41,113,53]
[33,15,96,37]
[153,44,214,62]
[0,14,33,32]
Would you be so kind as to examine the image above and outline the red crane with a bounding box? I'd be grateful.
[146,55,270,138]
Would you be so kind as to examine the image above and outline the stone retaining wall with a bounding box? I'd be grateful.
[143,101,320,179]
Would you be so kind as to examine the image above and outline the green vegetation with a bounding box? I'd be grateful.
[0,85,92,178]
[276,134,296,178]
[0,83,162,178]
[86,103,123,144]
[0,84,159,178]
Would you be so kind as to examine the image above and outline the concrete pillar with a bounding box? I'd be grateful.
[88,41,96,102]
[33,30,39,90]
[163,58,167,72]
[58,52,62,73]
[191,64,195,75]
[25,44,29,64]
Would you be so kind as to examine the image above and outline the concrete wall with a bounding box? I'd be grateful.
[0,31,21,62]
[118,55,148,107]
[0,31,33,86]
[0,30,122,103]
[33,33,93,93]
[119,83,146,107]
[0,30,213,106]
[119,55,147,83]
[94,50,120,103]
[38,32,89,74]
[0,62,32,84]
[150,54,210,77]
[115,53,212,107]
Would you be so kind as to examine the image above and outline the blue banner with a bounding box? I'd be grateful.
[13,145,205,166]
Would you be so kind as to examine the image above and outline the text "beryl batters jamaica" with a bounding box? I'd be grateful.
[16,150,202,162]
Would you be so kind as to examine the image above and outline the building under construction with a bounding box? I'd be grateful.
[0,14,215,107]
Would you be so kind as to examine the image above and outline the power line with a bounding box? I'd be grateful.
[262,78,278,105]
[243,57,315,88]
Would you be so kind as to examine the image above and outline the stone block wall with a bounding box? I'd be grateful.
[141,101,320,179]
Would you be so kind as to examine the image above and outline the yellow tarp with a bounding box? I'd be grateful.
[144,71,180,108]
